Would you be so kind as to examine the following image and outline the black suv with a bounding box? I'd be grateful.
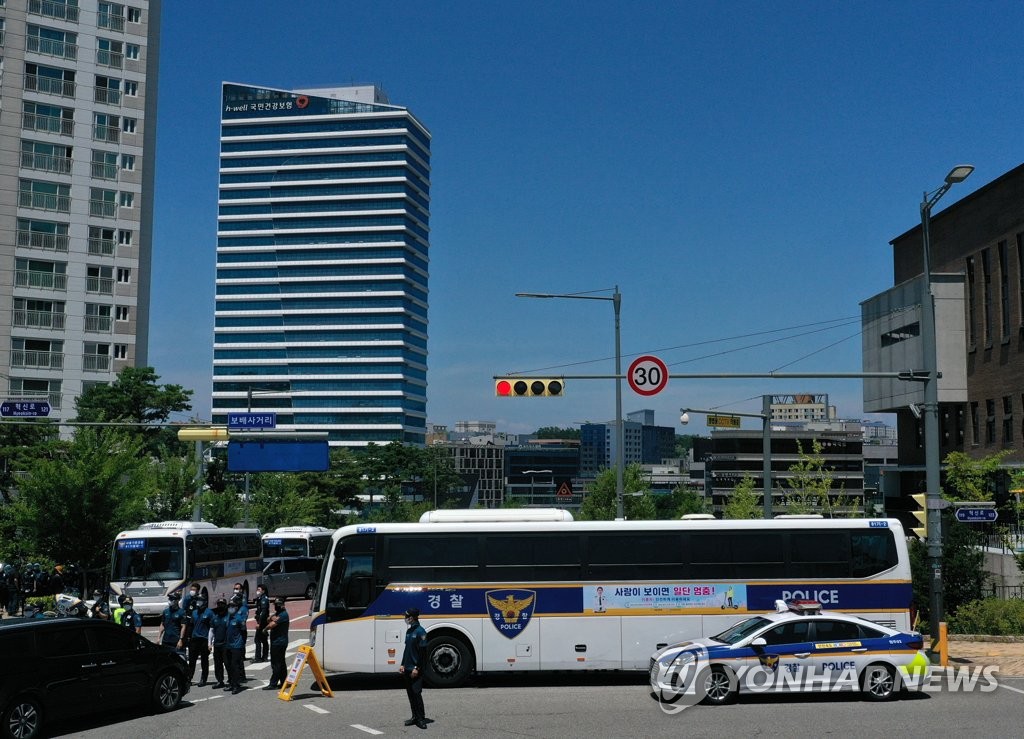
[0,617,189,739]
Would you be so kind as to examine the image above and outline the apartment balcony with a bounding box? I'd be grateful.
[10,350,64,370]
[89,200,117,218]
[85,276,114,295]
[23,112,73,136]
[19,191,71,213]
[94,87,121,106]
[24,74,76,98]
[27,36,78,60]
[98,12,125,32]
[17,230,69,252]
[83,354,111,372]
[87,237,115,256]
[92,124,120,143]
[15,270,67,291]
[21,151,73,175]
[28,0,80,22]
[96,49,123,68]
[84,315,112,332]
[91,161,118,180]
[12,310,66,330]
[5,389,62,410]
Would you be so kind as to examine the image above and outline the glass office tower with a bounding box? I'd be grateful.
[213,83,430,446]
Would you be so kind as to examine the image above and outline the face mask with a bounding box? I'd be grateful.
[190,590,198,596]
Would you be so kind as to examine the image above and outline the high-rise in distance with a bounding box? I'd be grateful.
[0,1,160,417]
[212,83,431,447]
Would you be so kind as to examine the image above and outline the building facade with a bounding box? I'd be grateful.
[212,83,431,446]
[0,0,160,416]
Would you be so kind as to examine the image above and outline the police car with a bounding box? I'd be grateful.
[650,601,929,705]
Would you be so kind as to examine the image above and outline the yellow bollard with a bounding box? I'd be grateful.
[938,622,948,667]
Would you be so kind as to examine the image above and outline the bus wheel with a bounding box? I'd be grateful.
[423,634,472,688]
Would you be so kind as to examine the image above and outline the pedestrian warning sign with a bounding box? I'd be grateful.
[278,645,334,701]
[556,481,573,498]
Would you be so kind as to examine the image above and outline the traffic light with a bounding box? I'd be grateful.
[911,493,927,539]
[495,378,564,397]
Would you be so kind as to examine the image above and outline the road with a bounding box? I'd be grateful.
[48,603,1024,739]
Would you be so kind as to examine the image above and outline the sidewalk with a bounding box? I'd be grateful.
[948,638,1024,676]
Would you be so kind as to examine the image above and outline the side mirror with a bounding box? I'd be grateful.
[750,637,767,647]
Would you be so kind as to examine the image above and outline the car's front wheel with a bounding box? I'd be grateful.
[2,696,42,739]
[861,662,898,701]
[152,670,185,712]
[699,665,737,705]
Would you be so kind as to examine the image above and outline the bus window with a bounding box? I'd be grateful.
[851,530,897,577]
[789,531,850,578]
[587,533,683,580]
[485,534,581,581]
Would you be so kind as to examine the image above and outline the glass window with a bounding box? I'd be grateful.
[850,530,897,577]
[813,620,861,642]
[41,628,90,657]
[760,620,811,646]
[789,532,849,578]
[91,626,134,653]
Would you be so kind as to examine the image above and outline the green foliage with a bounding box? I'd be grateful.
[248,473,337,531]
[654,486,708,519]
[11,429,155,570]
[780,439,861,517]
[579,464,653,520]
[195,486,241,529]
[909,517,988,627]
[534,426,580,440]
[0,423,61,504]
[949,598,1024,635]
[723,474,763,519]
[943,450,1012,502]
[147,455,197,521]
[25,596,56,613]
[674,435,703,459]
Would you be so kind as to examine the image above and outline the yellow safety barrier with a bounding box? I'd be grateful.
[278,645,334,701]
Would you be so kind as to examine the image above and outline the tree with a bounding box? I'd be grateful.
[910,515,987,626]
[781,439,860,517]
[654,486,708,519]
[943,450,1011,502]
[579,464,651,520]
[147,455,197,520]
[0,422,61,503]
[723,474,762,519]
[249,474,336,531]
[11,429,155,571]
[534,427,580,440]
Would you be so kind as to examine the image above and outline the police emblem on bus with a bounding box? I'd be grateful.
[485,589,536,638]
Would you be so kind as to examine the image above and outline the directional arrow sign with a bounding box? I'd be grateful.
[955,507,998,523]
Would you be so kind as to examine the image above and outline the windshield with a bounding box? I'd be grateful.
[710,616,772,645]
[111,537,185,582]
[262,538,309,559]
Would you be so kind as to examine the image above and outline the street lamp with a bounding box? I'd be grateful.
[919,164,973,640]
[516,287,624,519]
[523,469,553,505]
[681,395,774,518]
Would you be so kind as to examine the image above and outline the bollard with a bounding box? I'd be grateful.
[938,622,948,667]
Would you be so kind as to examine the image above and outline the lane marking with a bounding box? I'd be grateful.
[304,704,330,715]
[351,726,383,736]
[998,682,1024,695]
[188,695,224,704]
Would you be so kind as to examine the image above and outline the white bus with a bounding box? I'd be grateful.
[110,521,263,616]
[262,526,333,560]
[309,512,912,687]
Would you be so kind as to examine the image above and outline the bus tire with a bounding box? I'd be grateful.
[423,634,473,688]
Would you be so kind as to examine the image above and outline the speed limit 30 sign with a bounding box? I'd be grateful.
[627,354,669,396]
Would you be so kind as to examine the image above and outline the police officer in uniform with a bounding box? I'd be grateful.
[158,593,186,654]
[121,597,142,634]
[90,590,111,620]
[253,584,271,662]
[225,595,247,694]
[263,597,289,690]
[400,608,430,729]
[207,598,230,688]
[188,595,213,686]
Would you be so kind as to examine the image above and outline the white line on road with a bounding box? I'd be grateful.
[304,704,330,715]
[998,682,1024,695]
[350,726,383,736]
[188,695,224,704]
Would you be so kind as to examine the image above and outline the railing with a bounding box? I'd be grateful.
[91,161,118,179]
[5,389,62,409]
[17,230,69,252]
[990,584,1024,600]
[23,112,74,136]
[19,191,71,212]
[89,199,117,218]
[13,309,65,330]
[98,12,124,31]
[85,276,114,294]
[92,124,119,143]
[87,237,115,255]
[94,87,121,105]
[15,270,67,291]
[96,49,123,68]
[21,151,73,174]
[83,354,111,372]
[28,0,80,22]
[10,350,64,370]
[24,74,76,97]
[84,315,112,332]
[27,36,78,60]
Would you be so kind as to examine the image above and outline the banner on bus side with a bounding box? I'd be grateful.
[277,645,333,701]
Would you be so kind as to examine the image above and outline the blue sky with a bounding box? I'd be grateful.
[150,1,1024,434]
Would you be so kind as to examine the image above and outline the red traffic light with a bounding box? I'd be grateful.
[494,378,564,397]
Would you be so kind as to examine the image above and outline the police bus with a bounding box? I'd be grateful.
[309,510,912,687]
[262,526,333,560]
[109,521,263,616]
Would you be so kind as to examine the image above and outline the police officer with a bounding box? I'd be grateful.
[253,584,271,662]
[112,593,127,625]
[188,595,213,686]
[263,597,290,690]
[2,564,18,616]
[225,595,247,694]
[158,593,186,654]
[400,607,430,729]
[121,597,142,634]
[207,598,230,689]
[90,590,111,620]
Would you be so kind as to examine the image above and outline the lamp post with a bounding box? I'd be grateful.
[523,469,553,505]
[919,164,973,639]
[516,287,624,519]
[681,395,774,518]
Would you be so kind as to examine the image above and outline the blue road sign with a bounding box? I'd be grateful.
[227,412,277,429]
[955,507,998,523]
[227,439,329,472]
[1,399,51,418]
